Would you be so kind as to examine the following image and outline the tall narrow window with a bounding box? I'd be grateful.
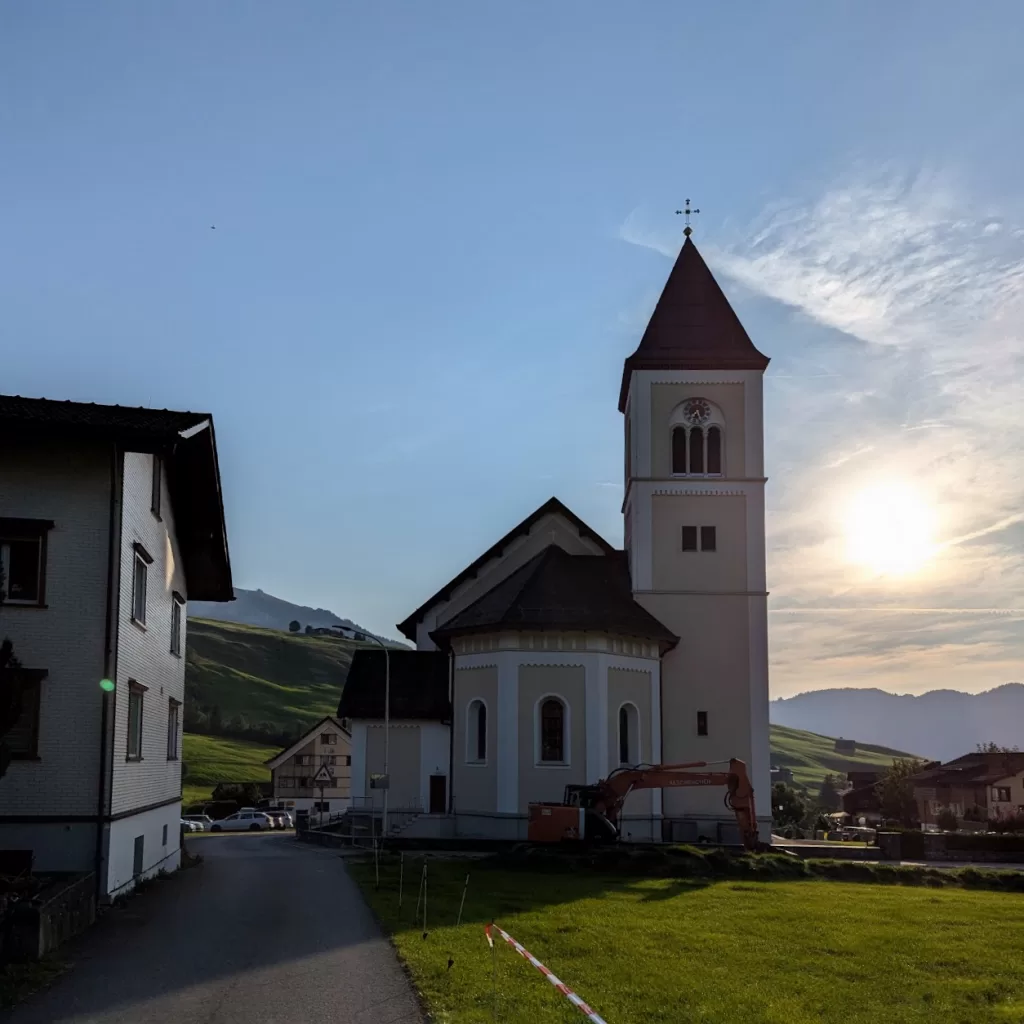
[170,594,184,656]
[619,706,630,764]
[151,455,162,519]
[540,699,565,763]
[697,710,708,737]
[689,427,704,474]
[127,681,145,759]
[5,669,46,758]
[700,526,717,552]
[707,426,722,474]
[0,519,52,605]
[132,545,152,626]
[681,526,698,552]
[167,699,180,759]
[467,700,487,762]
[671,427,688,474]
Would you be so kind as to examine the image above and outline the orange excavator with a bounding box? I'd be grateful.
[527,759,761,851]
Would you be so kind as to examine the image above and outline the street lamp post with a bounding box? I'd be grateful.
[342,628,390,839]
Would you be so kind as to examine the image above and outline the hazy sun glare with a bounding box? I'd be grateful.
[845,482,937,576]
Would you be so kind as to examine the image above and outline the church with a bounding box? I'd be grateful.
[339,231,772,843]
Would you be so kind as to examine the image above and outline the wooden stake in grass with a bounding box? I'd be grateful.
[374,838,380,890]
[422,861,428,939]
[456,872,470,927]
[398,852,404,910]
[415,861,426,927]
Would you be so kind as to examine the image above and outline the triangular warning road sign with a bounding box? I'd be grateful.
[313,764,333,785]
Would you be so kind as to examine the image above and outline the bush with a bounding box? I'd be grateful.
[936,808,959,832]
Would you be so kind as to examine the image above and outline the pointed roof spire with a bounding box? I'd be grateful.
[618,236,769,411]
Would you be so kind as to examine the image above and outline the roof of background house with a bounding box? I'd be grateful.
[430,546,678,650]
[0,394,232,601]
[618,236,770,412]
[396,497,616,641]
[264,715,351,768]
[912,752,1024,786]
[337,650,451,722]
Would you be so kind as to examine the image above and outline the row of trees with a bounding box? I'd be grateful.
[183,702,303,749]
[772,758,928,833]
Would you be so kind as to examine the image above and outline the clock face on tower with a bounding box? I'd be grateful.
[682,398,712,426]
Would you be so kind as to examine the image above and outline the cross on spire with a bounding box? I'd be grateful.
[675,199,700,237]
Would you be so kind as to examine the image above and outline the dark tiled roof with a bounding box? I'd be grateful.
[913,752,1024,786]
[337,650,451,722]
[397,497,616,641]
[431,546,677,649]
[619,237,770,411]
[0,394,232,601]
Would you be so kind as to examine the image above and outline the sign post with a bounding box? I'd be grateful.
[313,764,333,827]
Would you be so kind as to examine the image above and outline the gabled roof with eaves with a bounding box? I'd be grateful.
[264,715,351,769]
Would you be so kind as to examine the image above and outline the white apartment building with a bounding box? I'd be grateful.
[0,396,232,898]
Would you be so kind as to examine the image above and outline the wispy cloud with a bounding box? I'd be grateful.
[621,169,1024,696]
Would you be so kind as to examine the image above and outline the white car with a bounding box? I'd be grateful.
[209,811,274,832]
[180,819,202,833]
[182,815,212,832]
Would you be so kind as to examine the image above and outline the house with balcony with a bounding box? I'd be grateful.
[913,752,1024,828]
[0,395,231,897]
[265,716,352,816]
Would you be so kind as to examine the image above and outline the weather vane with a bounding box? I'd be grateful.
[675,198,700,237]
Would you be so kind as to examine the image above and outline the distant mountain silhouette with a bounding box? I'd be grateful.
[770,684,1024,762]
[188,587,404,647]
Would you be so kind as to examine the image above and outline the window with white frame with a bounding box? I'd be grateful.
[127,681,145,759]
[618,703,640,765]
[670,398,724,476]
[0,518,52,606]
[467,699,487,763]
[538,697,568,764]
[170,593,184,656]
[167,699,180,759]
[132,545,152,625]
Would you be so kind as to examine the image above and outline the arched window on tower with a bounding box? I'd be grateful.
[539,698,566,763]
[467,699,487,763]
[671,427,687,474]
[669,398,725,477]
[618,703,640,765]
[707,425,722,475]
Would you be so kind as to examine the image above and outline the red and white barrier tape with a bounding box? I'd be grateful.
[485,922,608,1024]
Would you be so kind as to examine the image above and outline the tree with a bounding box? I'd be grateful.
[817,774,842,813]
[772,783,807,832]
[304,625,313,636]
[936,807,958,831]
[976,742,1020,753]
[874,757,926,827]
[288,620,300,633]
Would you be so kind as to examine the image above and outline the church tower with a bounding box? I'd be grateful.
[620,233,771,839]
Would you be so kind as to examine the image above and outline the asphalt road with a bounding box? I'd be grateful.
[5,834,423,1024]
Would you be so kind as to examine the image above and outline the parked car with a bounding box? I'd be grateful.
[263,810,294,829]
[180,819,202,833]
[209,811,274,832]
[182,814,213,831]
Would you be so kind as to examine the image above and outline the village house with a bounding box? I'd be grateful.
[913,752,1024,828]
[0,396,231,897]
[338,233,773,843]
[264,716,353,817]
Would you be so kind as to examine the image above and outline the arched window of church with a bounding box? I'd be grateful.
[540,698,565,763]
[671,427,687,474]
[707,426,722,475]
[670,398,724,476]
[618,703,639,765]
[689,426,704,474]
[467,699,487,762]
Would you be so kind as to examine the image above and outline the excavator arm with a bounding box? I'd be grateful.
[593,759,760,851]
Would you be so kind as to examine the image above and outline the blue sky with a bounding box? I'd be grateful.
[3,3,1022,696]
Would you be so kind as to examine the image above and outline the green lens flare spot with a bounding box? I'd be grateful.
[99,679,116,692]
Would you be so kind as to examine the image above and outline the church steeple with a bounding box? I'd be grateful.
[618,237,769,411]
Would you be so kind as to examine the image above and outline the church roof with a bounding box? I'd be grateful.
[396,497,616,642]
[337,650,451,722]
[618,237,769,411]
[430,546,678,650]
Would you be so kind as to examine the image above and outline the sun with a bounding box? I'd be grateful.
[844,482,937,576]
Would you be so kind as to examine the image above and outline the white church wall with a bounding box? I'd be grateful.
[364,722,421,810]
[650,380,746,478]
[607,667,653,815]
[452,665,498,813]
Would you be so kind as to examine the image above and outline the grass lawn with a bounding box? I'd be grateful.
[352,858,1024,1024]
[181,733,279,806]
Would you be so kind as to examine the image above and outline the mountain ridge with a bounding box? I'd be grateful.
[771,683,1023,762]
